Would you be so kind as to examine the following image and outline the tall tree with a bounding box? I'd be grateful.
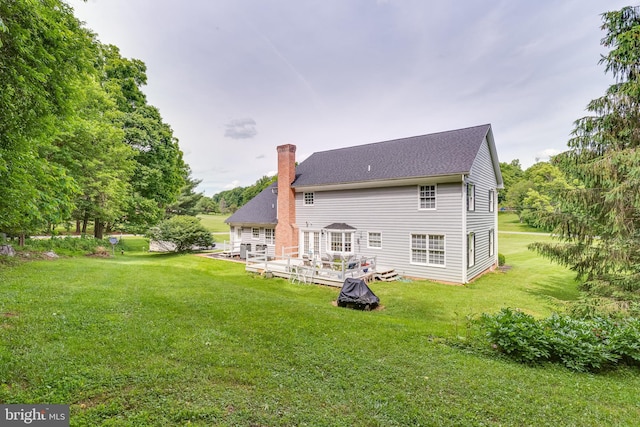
[165,168,204,217]
[531,6,640,303]
[506,162,573,228]
[101,46,186,232]
[51,76,135,237]
[0,0,95,239]
[499,159,524,205]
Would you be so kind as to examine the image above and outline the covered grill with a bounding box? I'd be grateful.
[337,278,380,310]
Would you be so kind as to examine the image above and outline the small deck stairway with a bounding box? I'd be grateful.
[374,266,399,282]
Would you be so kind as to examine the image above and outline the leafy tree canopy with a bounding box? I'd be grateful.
[146,215,213,253]
[212,175,276,213]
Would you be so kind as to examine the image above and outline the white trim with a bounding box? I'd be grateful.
[367,231,382,249]
[251,227,260,240]
[325,230,355,256]
[303,192,315,206]
[293,174,464,192]
[467,182,475,211]
[409,233,446,268]
[489,189,495,213]
[468,232,476,268]
[417,184,437,211]
[489,228,495,257]
[462,181,467,283]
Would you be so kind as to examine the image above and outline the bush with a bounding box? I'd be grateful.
[479,308,640,372]
[481,308,550,364]
[146,215,213,253]
[22,236,111,256]
[498,253,506,266]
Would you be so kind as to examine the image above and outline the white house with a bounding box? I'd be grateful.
[225,124,503,284]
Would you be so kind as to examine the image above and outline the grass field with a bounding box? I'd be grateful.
[197,214,231,234]
[1,231,639,425]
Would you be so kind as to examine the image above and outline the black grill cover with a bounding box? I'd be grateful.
[337,278,379,310]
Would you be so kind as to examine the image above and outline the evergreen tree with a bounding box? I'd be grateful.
[531,6,640,303]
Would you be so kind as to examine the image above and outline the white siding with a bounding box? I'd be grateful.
[229,226,276,258]
[296,182,464,283]
[465,137,499,280]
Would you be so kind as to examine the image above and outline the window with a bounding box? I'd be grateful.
[303,231,311,255]
[489,229,495,257]
[411,234,427,264]
[429,235,445,265]
[236,227,242,239]
[419,185,436,209]
[265,228,274,245]
[328,231,353,254]
[468,232,476,268]
[313,232,320,255]
[302,231,321,255]
[368,232,382,248]
[467,183,475,211]
[304,192,314,206]
[489,190,495,212]
[252,228,260,239]
[411,234,445,266]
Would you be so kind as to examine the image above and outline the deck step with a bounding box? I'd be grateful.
[374,268,399,282]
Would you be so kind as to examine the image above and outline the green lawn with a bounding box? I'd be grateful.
[1,235,639,426]
[498,211,544,233]
[197,214,231,234]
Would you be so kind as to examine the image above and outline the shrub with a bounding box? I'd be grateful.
[541,314,618,372]
[498,253,506,266]
[479,308,640,372]
[481,308,550,364]
[146,215,213,253]
[22,236,111,256]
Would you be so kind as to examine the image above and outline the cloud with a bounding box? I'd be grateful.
[535,148,563,162]
[538,148,562,158]
[224,118,257,139]
[224,180,241,189]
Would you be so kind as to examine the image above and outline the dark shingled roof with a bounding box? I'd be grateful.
[324,223,356,230]
[225,182,277,225]
[292,124,492,188]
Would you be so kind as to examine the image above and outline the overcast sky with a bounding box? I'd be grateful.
[68,0,630,196]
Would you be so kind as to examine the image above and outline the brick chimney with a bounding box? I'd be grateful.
[275,144,298,257]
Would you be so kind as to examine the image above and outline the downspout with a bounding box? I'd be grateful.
[461,174,467,284]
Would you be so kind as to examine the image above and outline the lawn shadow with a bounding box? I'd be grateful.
[528,275,580,303]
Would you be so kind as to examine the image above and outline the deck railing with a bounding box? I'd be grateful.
[245,249,377,283]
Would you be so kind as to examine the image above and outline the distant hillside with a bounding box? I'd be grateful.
[210,175,276,214]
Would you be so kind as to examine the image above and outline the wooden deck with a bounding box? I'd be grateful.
[244,251,382,287]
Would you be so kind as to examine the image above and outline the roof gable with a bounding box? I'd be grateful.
[224,182,278,225]
[293,124,492,188]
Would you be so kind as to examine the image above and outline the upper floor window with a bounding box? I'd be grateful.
[489,190,495,212]
[419,185,436,209]
[304,192,315,206]
[467,183,475,211]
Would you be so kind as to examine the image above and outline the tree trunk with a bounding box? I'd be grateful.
[82,213,88,235]
[19,233,25,247]
[94,219,104,239]
[75,220,81,234]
